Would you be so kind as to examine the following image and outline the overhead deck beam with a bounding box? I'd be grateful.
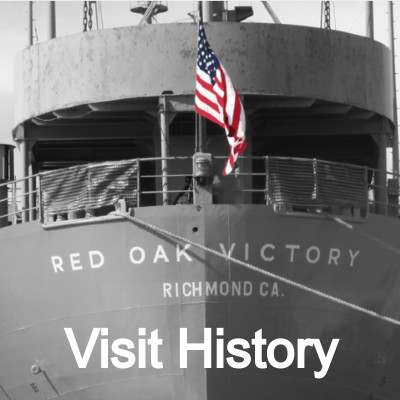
[15,123,153,141]
[251,117,393,137]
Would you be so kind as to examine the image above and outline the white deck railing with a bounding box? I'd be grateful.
[0,156,397,227]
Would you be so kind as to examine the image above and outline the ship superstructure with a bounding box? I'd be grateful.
[1,2,400,399]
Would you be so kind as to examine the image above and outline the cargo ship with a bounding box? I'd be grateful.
[1,1,400,399]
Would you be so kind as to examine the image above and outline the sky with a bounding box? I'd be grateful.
[0,1,398,174]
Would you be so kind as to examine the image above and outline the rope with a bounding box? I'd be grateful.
[116,212,400,327]
[320,210,400,257]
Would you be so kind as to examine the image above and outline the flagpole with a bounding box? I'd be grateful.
[195,107,198,152]
[198,116,205,153]
[197,1,206,153]
[198,2,203,25]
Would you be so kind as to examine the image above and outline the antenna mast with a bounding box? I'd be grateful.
[28,1,33,46]
[389,1,399,176]
[366,1,374,39]
[321,1,331,29]
[49,1,56,39]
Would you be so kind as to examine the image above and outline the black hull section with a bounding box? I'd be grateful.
[1,205,400,399]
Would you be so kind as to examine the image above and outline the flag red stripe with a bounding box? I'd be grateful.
[195,89,220,114]
[196,75,214,93]
[229,92,241,138]
[195,105,225,128]
[215,70,228,122]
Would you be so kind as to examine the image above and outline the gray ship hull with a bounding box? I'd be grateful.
[1,205,400,399]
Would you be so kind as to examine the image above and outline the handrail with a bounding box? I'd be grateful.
[0,156,399,228]
[0,173,40,188]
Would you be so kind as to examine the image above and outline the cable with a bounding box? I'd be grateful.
[116,211,400,327]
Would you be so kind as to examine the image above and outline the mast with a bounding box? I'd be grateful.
[389,1,399,176]
[321,1,331,29]
[28,2,33,46]
[366,1,387,215]
[366,1,374,39]
[49,1,56,39]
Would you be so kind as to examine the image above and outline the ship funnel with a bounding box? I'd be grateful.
[0,144,14,228]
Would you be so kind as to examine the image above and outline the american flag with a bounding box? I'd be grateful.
[195,19,247,176]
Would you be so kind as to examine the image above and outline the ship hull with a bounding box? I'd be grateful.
[1,204,400,399]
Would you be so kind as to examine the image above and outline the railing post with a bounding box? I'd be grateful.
[28,176,33,221]
[12,182,17,225]
[38,174,42,223]
[29,172,37,221]
[136,159,141,207]
[265,156,270,205]
[387,176,399,217]
[363,166,369,217]
[159,96,170,206]
[21,141,30,222]
[234,162,242,204]
[375,132,388,215]
[0,182,7,228]
[86,163,93,217]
